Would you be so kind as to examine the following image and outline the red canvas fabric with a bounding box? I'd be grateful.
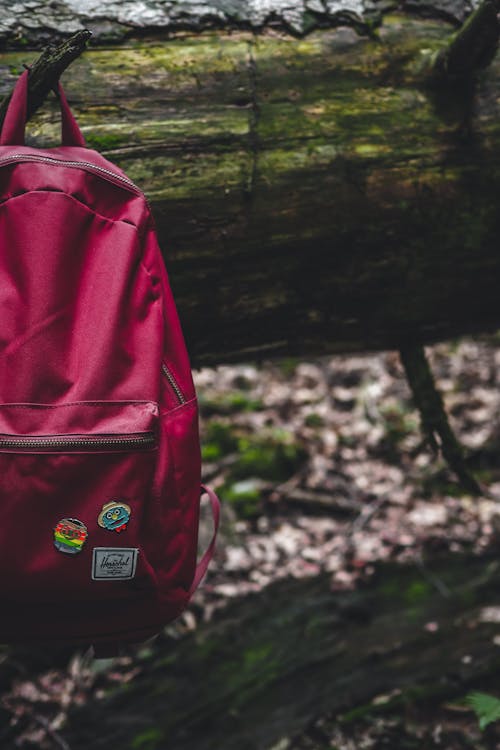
[0,71,219,646]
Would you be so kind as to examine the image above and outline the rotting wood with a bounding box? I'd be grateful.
[0,19,499,364]
[56,553,500,750]
[0,0,475,46]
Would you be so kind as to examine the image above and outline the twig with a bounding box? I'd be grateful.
[278,486,362,516]
[1,698,73,750]
[399,344,482,496]
[0,29,92,130]
[350,493,387,534]
[414,555,451,598]
[29,713,73,750]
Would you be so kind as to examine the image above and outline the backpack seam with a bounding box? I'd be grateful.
[0,188,140,230]
[160,396,197,418]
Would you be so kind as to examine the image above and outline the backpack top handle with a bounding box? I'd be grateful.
[0,69,86,148]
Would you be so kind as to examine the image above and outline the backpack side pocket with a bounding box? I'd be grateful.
[150,397,202,611]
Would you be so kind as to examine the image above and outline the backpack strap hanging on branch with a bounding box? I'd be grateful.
[0,29,92,130]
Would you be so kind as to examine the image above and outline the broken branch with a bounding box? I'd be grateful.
[0,29,92,129]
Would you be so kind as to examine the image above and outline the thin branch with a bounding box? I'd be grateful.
[430,0,499,81]
[414,554,451,599]
[399,344,482,496]
[30,713,73,750]
[0,29,92,129]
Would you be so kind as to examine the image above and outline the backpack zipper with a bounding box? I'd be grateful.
[161,364,186,405]
[0,432,156,451]
[0,153,142,195]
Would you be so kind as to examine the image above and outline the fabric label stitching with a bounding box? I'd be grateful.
[92,547,138,580]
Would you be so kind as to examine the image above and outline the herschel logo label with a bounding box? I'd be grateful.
[92,548,138,580]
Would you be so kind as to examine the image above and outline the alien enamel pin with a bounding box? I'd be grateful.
[97,501,132,533]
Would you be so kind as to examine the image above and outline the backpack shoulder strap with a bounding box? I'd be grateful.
[0,69,86,147]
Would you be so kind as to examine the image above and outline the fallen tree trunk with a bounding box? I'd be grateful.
[0,0,473,45]
[0,16,499,364]
[60,553,500,749]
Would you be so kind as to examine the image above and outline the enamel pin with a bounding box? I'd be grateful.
[54,518,88,554]
[97,501,131,533]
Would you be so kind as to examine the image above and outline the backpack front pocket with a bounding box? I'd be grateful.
[0,401,160,605]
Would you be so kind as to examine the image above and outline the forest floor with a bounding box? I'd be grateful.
[2,337,500,748]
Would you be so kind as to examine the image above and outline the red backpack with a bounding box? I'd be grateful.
[0,70,219,652]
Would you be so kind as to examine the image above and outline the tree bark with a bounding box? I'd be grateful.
[58,553,500,750]
[0,0,473,46]
[0,30,91,126]
[1,16,500,365]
